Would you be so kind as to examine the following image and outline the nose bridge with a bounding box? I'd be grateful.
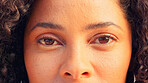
[60,39,93,79]
[67,37,89,70]
[67,35,87,64]
[67,43,86,70]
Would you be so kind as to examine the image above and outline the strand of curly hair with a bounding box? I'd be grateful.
[0,0,33,82]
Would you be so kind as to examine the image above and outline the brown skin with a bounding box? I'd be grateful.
[24,0,132,83]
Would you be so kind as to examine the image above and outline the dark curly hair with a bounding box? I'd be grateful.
[0,0,148,83]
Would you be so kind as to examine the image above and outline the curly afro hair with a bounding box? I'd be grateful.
[0,0,33,82]
[0,0,148,83]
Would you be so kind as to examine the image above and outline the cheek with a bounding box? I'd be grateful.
[24,45,64,82]
[95,33,132,80]
[91,43,132,81]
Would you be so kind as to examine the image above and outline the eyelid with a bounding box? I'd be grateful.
[89,33,118,44]
[36,33,65,46]
[37,37,60,45]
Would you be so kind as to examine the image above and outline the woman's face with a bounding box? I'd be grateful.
[24,0,132,83]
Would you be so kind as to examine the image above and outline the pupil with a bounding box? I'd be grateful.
[44,39,54,45]
[99,37,109,44]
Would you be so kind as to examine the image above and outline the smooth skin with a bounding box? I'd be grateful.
[24,0,132,83]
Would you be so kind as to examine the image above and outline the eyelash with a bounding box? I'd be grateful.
[37,36,62,46]
[90,34,117,45]
[37,34,118,47]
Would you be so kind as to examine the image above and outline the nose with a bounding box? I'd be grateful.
[59,45,93,80]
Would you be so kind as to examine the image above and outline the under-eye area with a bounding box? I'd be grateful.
[89,33,119,51]
[36,33,64,50]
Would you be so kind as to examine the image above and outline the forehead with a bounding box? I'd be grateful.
[35,0,119,5]
[29,0,123,26]
[26,0,128,34]
[34,0,120,13]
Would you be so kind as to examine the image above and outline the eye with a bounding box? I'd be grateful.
[96,36,114,44]
[38,37,61,46]
[91,34,117,44]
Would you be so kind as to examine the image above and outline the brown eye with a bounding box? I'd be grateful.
[90,34,118,51]
[43,39,55,45]
[93,34,117,44]
[98,36,110,44]
[38,38,59,45]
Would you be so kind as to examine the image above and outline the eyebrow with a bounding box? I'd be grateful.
[86,22,122,30]
[31,22,122,32]
[31,22,64,31]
